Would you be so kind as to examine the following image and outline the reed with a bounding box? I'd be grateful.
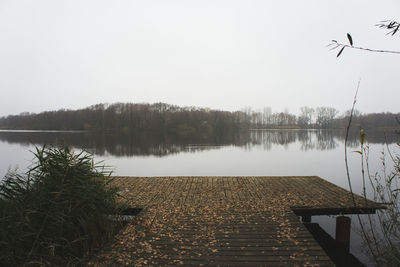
[0,146,121,266]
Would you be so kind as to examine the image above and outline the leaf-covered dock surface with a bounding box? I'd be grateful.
[90,176,381,266]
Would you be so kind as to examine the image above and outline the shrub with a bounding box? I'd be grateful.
[0,146,120,266]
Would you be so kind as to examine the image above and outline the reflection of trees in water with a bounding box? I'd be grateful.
[0,129,397,157]
[254,129,397,151]
[250,130,337,151]
[250,130,296,150]
[297,130,315,151]
[0,131,251,157]
[315,130,338,150]
[240,129,394,152]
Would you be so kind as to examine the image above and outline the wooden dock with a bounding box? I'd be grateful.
[90,176,382,266]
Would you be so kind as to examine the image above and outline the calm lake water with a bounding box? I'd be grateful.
[0,129,398,265]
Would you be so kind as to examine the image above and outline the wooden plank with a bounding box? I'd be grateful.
[90,176,384,266]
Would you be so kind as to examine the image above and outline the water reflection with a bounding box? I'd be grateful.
[0,129,396,157]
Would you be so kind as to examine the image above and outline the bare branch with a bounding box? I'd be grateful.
[376,20,400,36]
[329,40,400,56]
[330,20,400,57]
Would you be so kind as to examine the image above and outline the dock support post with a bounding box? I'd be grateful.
[302,215,311,223]
[335,216,351,252]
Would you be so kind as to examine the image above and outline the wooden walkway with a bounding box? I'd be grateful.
[90,176,382,266]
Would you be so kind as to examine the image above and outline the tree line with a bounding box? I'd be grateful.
[0,102,398,132]
[244,106,399,129]
[0,103,244,135]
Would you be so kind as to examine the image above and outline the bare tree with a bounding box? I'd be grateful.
[298,106,314,128]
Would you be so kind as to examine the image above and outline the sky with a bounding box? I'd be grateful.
[0,0,399,117]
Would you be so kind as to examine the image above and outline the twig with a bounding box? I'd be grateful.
[344,80,360,205]
[329,41,400,55]
[344,79,379,263]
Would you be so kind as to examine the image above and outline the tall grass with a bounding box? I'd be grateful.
[358,142,400,266]
[0,146,121,266]
[344,85,400,265]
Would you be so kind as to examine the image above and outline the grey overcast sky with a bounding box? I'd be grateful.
[0,0,399,117]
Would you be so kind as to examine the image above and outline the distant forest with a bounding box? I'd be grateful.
[0,103,398,133]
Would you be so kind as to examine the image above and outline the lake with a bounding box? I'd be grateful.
[0,129,398,265]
